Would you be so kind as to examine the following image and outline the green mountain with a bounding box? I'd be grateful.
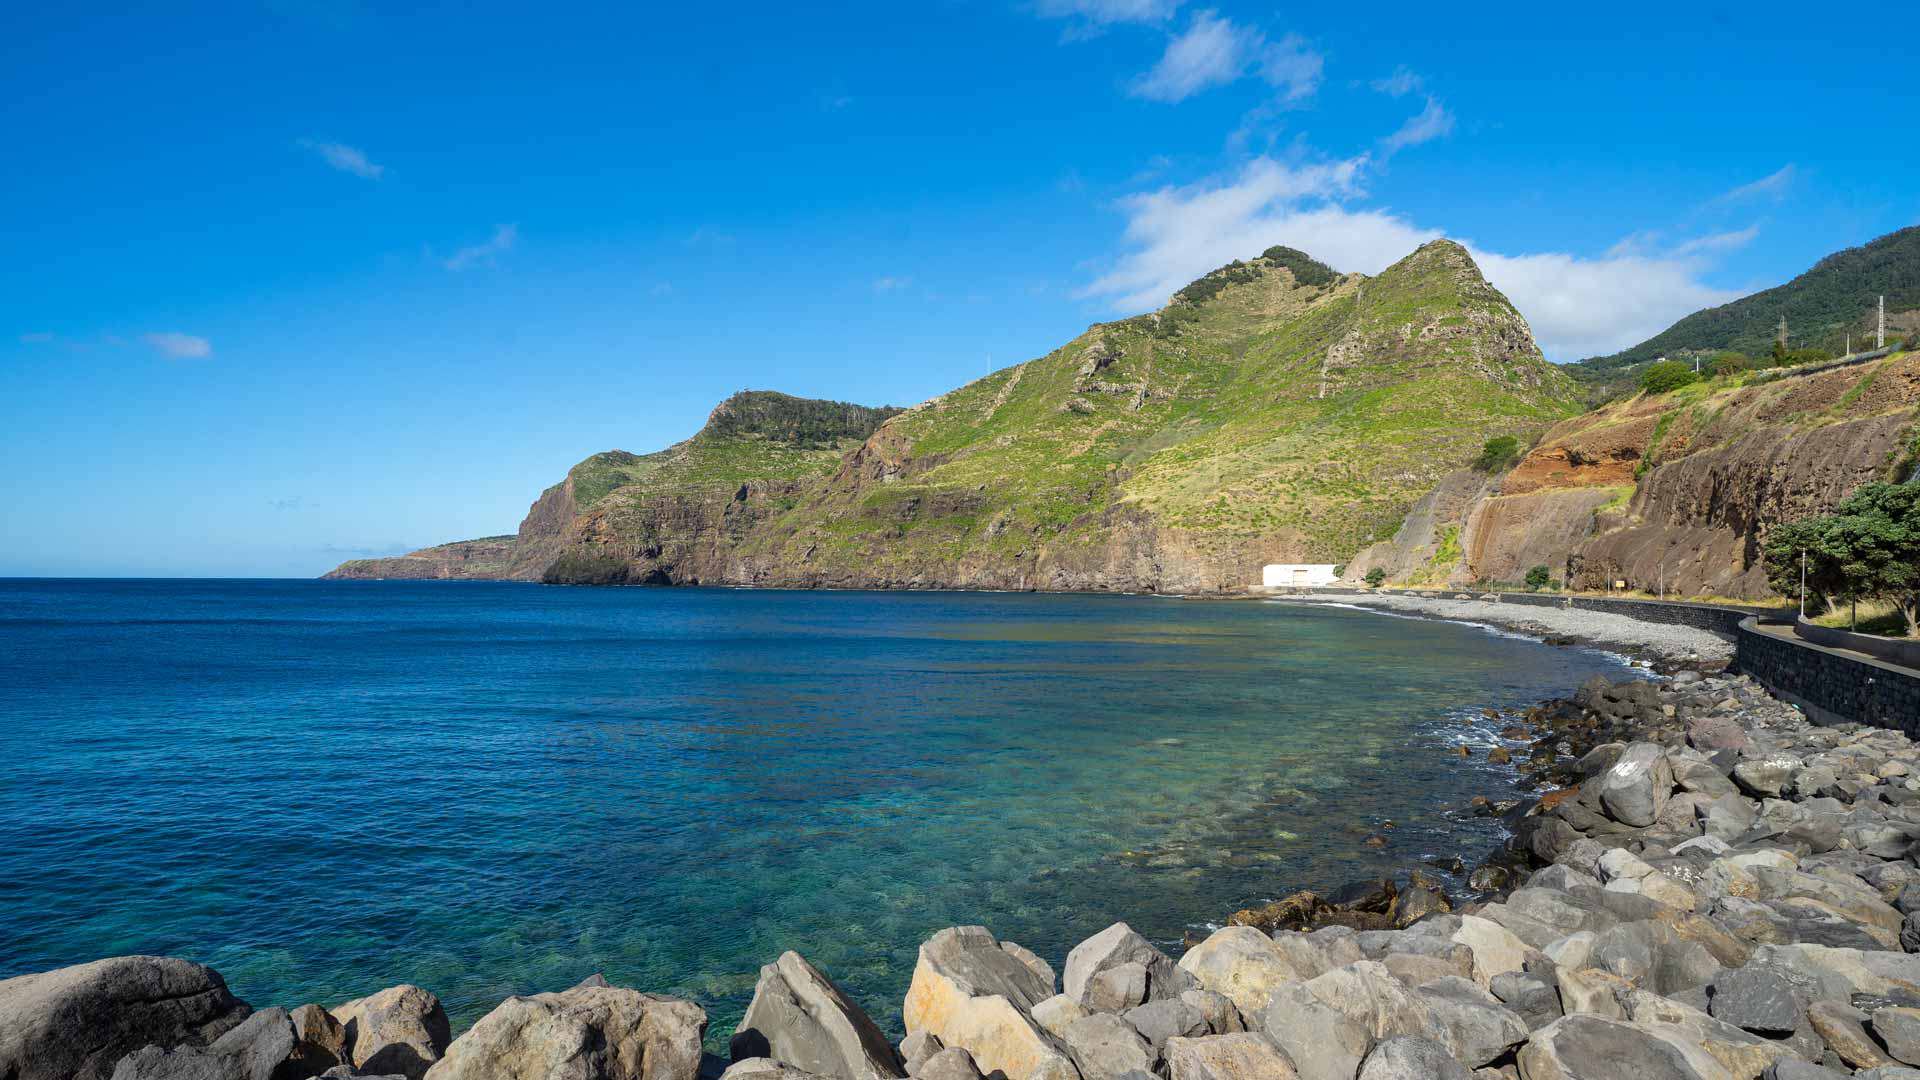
[1571,224,1920,388]
[325,240,1583,592]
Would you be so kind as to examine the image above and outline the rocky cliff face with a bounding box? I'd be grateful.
[322,537,519,580]
[1350,350,1920,598]
[323,243,1582,590]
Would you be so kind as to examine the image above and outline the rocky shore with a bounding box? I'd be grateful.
[10,657,1920,1079]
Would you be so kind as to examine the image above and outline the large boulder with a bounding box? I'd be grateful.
[111,1008,304,1080]
[1412,977,1527,1068]
[1356,1036,1470,1080]
[1056,1014,1152,1080]
[720,1061,832,1080]
[1162,1033,1298,1080]
[331,987,450,1080]
[1175,927,1319,1018]
[901,928,1076,1080]
[0,956,252,1080]
[1516,1014,1731,1079]
[728,952,904,1080]
[1062,924,1194,1010]
[423,984,705,1080]
[1591,743,1673,828]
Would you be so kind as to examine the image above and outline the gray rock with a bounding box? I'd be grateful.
[111,1008,302,1080]
[913,1048,982,1080]
[1059,1014,1154,1080]
[426,983,706,1080]
[1162,1033,1299,1080]
[1736,756,1804,798]
[1709,967,1801,1036]
[1253,983,1367,1080]
[730,952,903,1079]
[1064,924,1193,1009]
[329,986,450,1080]
[900,927,1073,1080]
[1873,1006,1920,1066]
[1808,999,1893,1070]
[1765,1061,1849,1079]
[1122,999,1207,1056]
[1084,964,1149,1015]
[1517,1014,1725,1079]
[898,1030,943,1075]
[1489,972,1561,1030]
[0,956,252,1080]
[1592,743,1674,827]
[1178,990,1244,1035]
[1413,977,1526,1068]
[290,1005,349,1074]
[1029,996,1087,1040]
[719,1060,832,1080]
[1356,1036,1470,1080]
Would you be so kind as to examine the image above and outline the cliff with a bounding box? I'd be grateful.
[1349,349,1920,598]
[321,537,519,580]
[324,242,1581,591]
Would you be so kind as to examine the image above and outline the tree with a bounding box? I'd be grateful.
[1827,483,1920,637]
[1525,565,1552,591]
[1364,567,1387,588]
[1640,360,1697,394]
[1708,351,1751,377]
[1473,435,1522,472]
[1763,517,1852,615]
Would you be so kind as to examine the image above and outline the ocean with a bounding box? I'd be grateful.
[0,579,1632,1041]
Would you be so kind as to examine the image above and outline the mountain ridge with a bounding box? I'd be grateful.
[327,240,1582,590]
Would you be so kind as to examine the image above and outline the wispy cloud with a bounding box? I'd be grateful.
[269,496,304,511]
[1720,164,1796,203]
[1034,0,1181,31]
[142,332,213,359]
[873,276,913,292]
[298,138,384,179]
[1130,11,1321,105]
[1080,153,1742,359]
[684,226,737,249]
[18,331,54,344]
[442,224,517,271]
[1370,67,1423,98]
[1381,96,1455,155]
[1672,225,1761,257]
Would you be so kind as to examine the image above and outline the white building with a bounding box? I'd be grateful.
[1262,563,1340,588]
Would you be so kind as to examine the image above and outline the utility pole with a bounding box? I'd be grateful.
[1778,316,1789,350]
[1800,550,1807,620]
[1880,295,1887,350]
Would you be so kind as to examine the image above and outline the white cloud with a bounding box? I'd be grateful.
[1371,67,1423,97]
[298,138,384,179]
[1081,155,1744,359]
[1672,225,1760,257]
[143,332,213,359]
[442,224,517,271]
[1720,164,1796,202]
[1381,96,1455,155]
[1130,11,1320,104]
[873,276,913,292]
[1034,0,1180,26]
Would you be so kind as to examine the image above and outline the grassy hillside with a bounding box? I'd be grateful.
[1572,224,1920,388]
[733,240,1583,587]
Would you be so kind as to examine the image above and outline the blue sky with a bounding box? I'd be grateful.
[3,1,1916,576]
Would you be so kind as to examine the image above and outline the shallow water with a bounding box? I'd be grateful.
[0,580,1632,1041]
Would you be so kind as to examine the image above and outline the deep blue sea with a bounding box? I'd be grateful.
[0,580,1633,1041]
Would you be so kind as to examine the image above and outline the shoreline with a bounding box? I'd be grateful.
[14,603,1920,1080]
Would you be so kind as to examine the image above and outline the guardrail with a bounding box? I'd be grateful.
[1792,617,1920,668]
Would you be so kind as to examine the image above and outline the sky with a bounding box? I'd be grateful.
[3,1,1916,577]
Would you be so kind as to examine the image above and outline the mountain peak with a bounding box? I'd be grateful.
[698,390,901,447]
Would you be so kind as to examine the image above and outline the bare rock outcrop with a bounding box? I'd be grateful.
[0,956,251,1080]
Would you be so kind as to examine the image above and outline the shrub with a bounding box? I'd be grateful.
[1777,347,1833,367]
[1364,567,1387,588]
[1640,360,1698,394]
[1525,565,1552,591]
[1472,435,1523,473]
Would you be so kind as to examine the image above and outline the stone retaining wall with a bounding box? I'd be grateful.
[1735,616,1920,731]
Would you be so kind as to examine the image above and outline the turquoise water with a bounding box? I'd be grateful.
[0,581,1630,1040]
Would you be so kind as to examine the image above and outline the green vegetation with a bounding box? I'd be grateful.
[1571,224,1920,387]
[1259,245,1340,287]
[1708,351,1751,377]
[1640,360,1698,394]
[700,391,900,447]
[1763,482,1920,636]
[1365,567,1387,588]
[1472,435,1523,472]
[1525,564,1552,591]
